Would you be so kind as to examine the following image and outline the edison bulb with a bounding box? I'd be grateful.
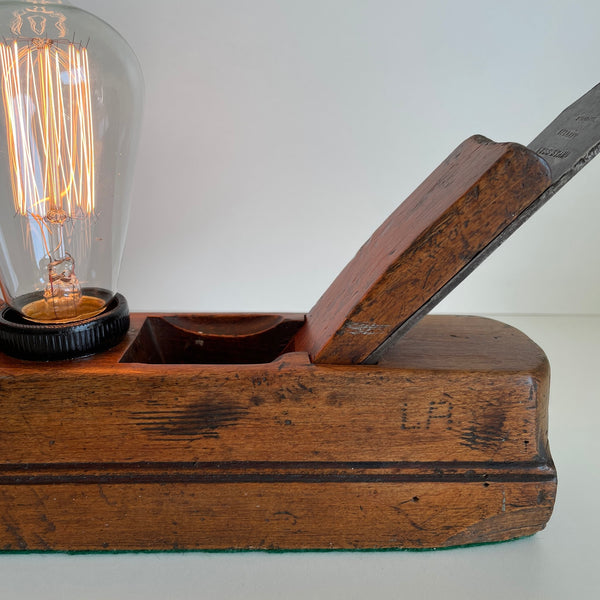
[0,0,142,326]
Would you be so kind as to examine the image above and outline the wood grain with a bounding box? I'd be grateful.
[291,136,552,364]
[0,480,555,551]
[0,315,550,464]
[0,314,556,550]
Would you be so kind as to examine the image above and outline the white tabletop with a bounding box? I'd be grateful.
[1,315,598,599]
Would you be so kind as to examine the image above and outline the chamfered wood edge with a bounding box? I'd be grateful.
[0,460,556,485]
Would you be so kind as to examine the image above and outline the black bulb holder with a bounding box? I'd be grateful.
[0,292,130,361]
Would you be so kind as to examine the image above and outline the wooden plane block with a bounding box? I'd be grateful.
[0,313,556,551]
[291,136,552,364]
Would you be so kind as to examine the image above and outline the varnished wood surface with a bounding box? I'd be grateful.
[291,136,552,364]
[0,314,556,550]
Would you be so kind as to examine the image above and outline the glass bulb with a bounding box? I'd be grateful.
[0,0,142,324]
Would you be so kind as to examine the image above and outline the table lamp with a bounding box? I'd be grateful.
[0,0,598,553]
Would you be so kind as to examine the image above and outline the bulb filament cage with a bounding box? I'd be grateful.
[0,35,97,323]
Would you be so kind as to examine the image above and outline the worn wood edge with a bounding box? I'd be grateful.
[0,535,541,554]
[0,531,542,553]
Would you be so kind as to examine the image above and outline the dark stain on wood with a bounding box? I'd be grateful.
[132,400,249,440]
[460,405,508,451]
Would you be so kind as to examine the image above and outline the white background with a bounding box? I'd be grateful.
[1,2,599,599]
[73,0,600,316]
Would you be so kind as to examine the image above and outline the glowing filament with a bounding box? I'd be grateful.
[0,39,95,222]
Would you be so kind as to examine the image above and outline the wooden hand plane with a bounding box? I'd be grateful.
[1,84,599,551]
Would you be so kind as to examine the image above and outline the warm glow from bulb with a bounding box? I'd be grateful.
[0,38,95,221]
[0,37,101,323]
